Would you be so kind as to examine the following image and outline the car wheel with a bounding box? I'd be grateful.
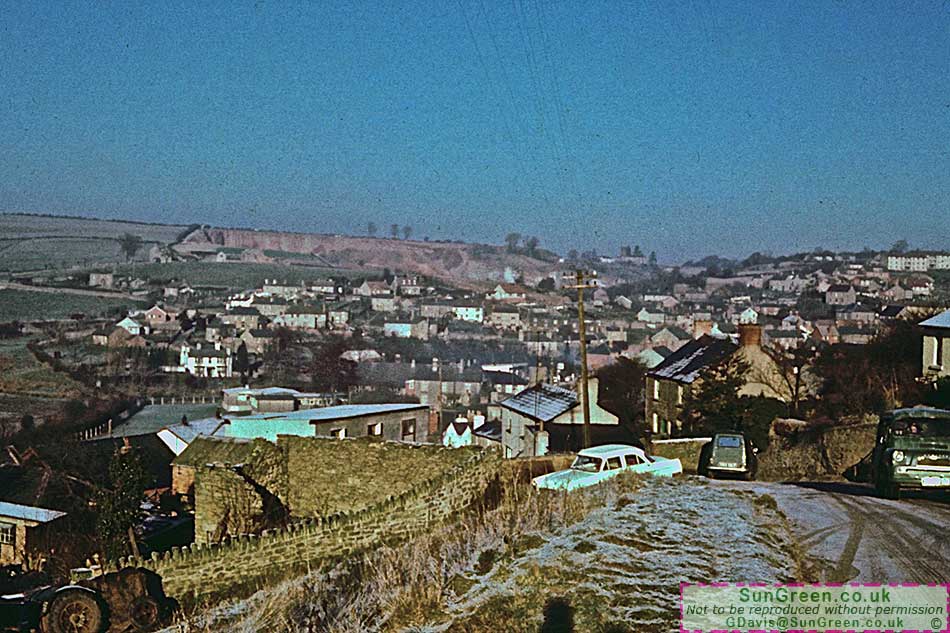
[46,589,106,633]
[876,477,901,500]
[697,443,712,477]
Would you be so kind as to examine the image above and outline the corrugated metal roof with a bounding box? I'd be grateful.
[500,384,578,423]
[240,403,427,424]
[646,335,737,384]
[161,418,227,443]
[0,501,66,524]
[920,310,950,329]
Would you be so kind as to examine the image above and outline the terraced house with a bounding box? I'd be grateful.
[645,324,790,438]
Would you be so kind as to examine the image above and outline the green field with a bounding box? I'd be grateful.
[0,338,85,399]
[0,237,134,272]
[113,261,369,289]
[0,214,191,272]
[0,289,134,322]
[0,213,188,242]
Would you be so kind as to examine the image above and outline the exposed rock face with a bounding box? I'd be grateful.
[176,227,556,282]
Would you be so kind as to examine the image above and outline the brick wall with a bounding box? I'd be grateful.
[112,447,501,608]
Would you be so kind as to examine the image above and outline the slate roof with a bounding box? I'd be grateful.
[0,501,66,524]
[172,436,257,468]
[646,334,737,384]
[227,307,262,316]
[473,419,502,442]
[500,383,578,423]
[920,310,950,330]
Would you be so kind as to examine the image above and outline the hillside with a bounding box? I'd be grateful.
[0,213,191,272]
[0,214,561,285]
[176,226,558,283]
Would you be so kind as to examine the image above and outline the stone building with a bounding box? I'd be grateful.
[223,403,431,443]
[498,378,619,458]
[0,501,66,566]
[645,324,790,438]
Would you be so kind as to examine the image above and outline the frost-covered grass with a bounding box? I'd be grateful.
[163,473,801,633]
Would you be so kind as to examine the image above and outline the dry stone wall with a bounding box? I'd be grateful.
[111,447,501,608]
[280,435,477,517]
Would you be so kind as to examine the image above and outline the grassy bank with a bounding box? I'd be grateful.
[167,472,800,633]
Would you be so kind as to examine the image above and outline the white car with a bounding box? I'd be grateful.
[531,444,683,491]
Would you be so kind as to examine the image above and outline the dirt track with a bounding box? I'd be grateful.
[713,480,950,583]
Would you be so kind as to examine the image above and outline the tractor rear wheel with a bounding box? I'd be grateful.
[46,589,106,633]
[128,595,160,631]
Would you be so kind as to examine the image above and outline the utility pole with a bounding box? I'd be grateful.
[568,269,597,449]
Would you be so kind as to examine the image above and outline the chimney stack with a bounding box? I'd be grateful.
[693,319,713,338]
[738,323,762,348]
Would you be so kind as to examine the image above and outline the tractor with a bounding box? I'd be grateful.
[0,567,177,633]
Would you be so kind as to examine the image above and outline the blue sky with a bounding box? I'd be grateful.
[1,1,948,262]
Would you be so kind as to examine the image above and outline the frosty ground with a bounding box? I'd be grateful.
[162,475,800,633]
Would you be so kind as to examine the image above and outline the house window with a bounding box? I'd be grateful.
[401,419,416,441]
[652,379,660,400]
[367,422,382,436]
[652,413,659,434]
[677,385,683,405]
[0,522,14,546]
[330,428,346,439]
[935,337,944,368]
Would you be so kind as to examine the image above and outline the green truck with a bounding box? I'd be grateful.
[872,406,950,499]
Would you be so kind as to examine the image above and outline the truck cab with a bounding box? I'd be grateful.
[872,406,950,499]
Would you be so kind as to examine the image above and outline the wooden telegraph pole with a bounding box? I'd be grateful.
[568,269,597,449]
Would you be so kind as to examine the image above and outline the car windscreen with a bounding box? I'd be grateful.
[891,418,950,438]
[716,436,742,448]
[571,455,602,472]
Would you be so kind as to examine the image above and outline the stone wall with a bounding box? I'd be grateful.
[193,468,266,544]
[758,422,877,481]
[113,447,501,608]
[280,436,476,517]
[650,437,711,473]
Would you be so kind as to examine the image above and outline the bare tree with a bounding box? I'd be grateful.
[118,233,143,262]
[390,224,399,239]
[523,236,539,255]
[402,225,412,240]
[367,222,377,237]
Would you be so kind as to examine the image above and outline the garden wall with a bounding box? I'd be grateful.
[110,447,501,607]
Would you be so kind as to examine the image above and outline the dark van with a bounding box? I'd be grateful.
[699,433,758,480]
